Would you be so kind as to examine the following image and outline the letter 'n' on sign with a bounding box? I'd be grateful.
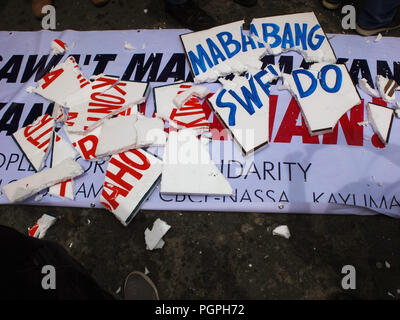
[250,12,337,63]
[208,65,280,155]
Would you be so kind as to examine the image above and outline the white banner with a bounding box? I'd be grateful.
[0,29,399,218]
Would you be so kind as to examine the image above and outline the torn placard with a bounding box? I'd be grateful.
[376,75,399,104]
[161,130,233,195]
[50,39,67,55]
[153,81,191,120]
[180,20,248,83]
[374,33,383,42]
[52,103,67,123]
[65,79,149,133]
[282,63,361,135]
[12,114,55,171]
[173,85,210,108]
[100,149,162,226]
[28,213,57,239]
[208,65,280,154]
[95,114,138,158]
[145,218,171,250]
[30,56,89,106]
[170,94,210,132]
[64,125,102,161]
[48,132,79,200]
[367,102,394,145]
[357,78,379,97]
[135,115,166,147]
[2,158,84,203]
[64,75,119,110]
[250,12,336,63]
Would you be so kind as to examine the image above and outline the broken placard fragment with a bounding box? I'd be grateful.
[144,218,171,250]
[180,20,249,83]
[173,85,210,108]
[153,81,190,120]
[208,65,280,154]
[367,102,394,145]
[376,75,399,104]
[64,75,119,110]
[52,103,67,123]
[95,114,138,158]
[135,115,166,147]
[2,158,84,203]
[100,149,162,226]
[357,78,379,97]
[64,125,102,161]
[48,132,79,200]
[65,79,149,133]
[161,130,233,195]
[250,12,336,63]
[12,114,55,171]
[50,39,67,55]
[282,63,361,135]
[31,56,89,106]
[28,213,57,239]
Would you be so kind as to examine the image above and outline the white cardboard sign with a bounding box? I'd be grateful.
[100,149,162,226]
[65,79,149,133]
[208,65,280,155]
[181,20,251,83]
[48,132,78,200]
[32,56,89,106]
[367,102,394,145]
[12,114,55,171]
[282,63,361,135]
[250,12,336,63]
[161,130,233,196]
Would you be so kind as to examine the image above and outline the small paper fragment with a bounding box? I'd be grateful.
[358,78,379,97]
[374,33,383,42]
[50,39,67,55]
[124,41,135,50]
[28,213,57,239]
[145,218,171,250]
[272,225,291,239]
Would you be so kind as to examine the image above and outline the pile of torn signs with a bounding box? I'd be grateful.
[3,12,399,226]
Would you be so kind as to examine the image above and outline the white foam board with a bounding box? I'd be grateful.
[180,20,248,83]
[208,66,279,154]
[250,12,336,63]
[376,75,399,104]
[48,132,79,200]
[65,79,149,133]
[161,130,233,195]
[64,125,102,161]
[367,102,394,145]
[145,218,171,250]
[100,149,162,226]
[2,158,84,203]
[12,114,55,171]
[135,115,166,147]
[31,56,89,105]
[153,81,189,120]
[282,63,361,135]
[95,114,138,158]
